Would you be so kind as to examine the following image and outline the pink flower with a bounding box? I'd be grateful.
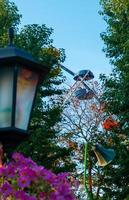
[40,168,56,184]
[0,152,76,200]
[15,190,27,199]
[19,167,36,181]
[38,192,46,200]
[27,196,37,200]
[18,176,31,188]
[5,163,15,178]
[1,182,14,198]
[14,191,37,200]
[12,152,25,162]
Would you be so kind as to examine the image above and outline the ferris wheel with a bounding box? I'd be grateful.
[61,64,118,130]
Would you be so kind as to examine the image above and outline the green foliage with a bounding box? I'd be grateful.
[16,24,53,58]
[99,0,129,199]
[0,0,21,46]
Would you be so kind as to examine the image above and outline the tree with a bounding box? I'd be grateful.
[0,0,21,46]
[60,80,108,199]
[0,0,76,174]
[99,0,129,199]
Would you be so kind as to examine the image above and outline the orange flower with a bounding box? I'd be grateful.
[102,117,119,130]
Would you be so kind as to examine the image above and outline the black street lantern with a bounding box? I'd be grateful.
[0,28,49,148]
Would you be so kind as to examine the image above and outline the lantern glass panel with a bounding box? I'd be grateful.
[0,67,13,127]
[15,68,39,130]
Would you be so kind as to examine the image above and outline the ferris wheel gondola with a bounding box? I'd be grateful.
[74,88,95,100]
[74,69,94,81]
[60,65,100,104]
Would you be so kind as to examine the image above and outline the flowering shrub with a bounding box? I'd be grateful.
[0,153,76,200]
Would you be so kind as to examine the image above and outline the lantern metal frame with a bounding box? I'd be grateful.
[0,45,49,147]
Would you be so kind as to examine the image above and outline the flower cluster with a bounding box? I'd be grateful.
[0,153,76,200]
[102,116,119,130]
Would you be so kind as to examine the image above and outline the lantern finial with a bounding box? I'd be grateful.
[8,27,14,46]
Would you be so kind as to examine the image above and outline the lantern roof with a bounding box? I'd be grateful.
[0,46,49,76]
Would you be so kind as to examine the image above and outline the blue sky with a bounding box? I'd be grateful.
[12,0,111,80]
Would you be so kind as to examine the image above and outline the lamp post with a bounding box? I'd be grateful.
[0,28,49,150]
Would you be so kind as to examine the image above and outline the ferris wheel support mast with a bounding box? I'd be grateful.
[60,64,75,76]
